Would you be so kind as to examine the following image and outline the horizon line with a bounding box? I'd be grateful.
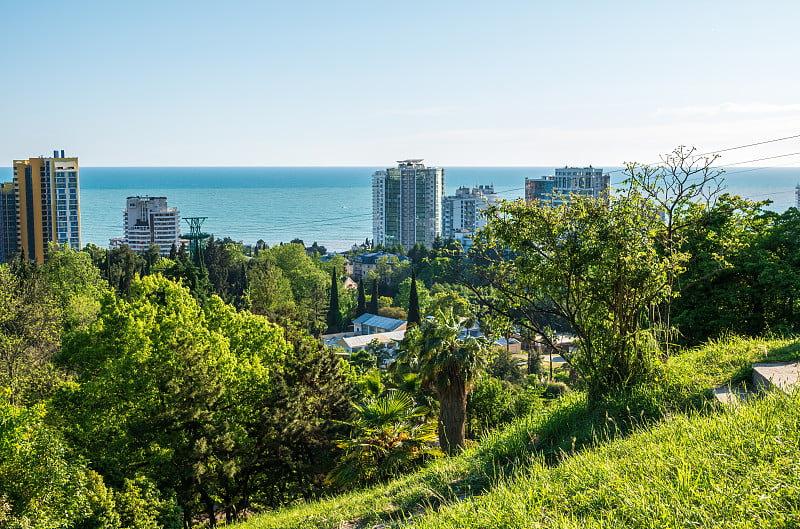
[1,164,797,169]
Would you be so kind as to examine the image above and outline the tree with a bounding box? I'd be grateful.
[327,391,439,488]
[356,280,366,317]
[472,189,682,402]
[622,146,726,344]
[203,237,249,306]
[0,394,91,527]
[671,201,798,343]
[177,242,188,263]
[326,267,343,333]
[43,244,108,332]
[397,310,489,454]
[426,288,472,320]
[377,306,407,320]
[269,243,329,334]
[143,244,161,275]
[107,245,144,296]
[248,257,296,318]
[369,279,379,315]
[407,272,421,325]
[489,348,523,384]
[0,265,62,405]
[53,275,291,526]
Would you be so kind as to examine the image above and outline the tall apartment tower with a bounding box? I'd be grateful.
[442,185,497,240]
[372,159,444,249]
[0,183,18,263]
[123,196,181,256]
[11,150,80,264]
[526,166,609,206]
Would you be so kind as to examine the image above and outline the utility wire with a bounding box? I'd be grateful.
[603,133,800,176]
[697,134,800,157]
[720,152,800,167]
[245,135,800,236]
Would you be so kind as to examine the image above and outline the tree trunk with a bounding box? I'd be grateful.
[437,373,467,455]
[200,490,216,528]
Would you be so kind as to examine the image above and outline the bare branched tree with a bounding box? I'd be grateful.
[622,146,727,347]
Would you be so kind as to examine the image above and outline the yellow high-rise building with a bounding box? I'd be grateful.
[12,150,81,264]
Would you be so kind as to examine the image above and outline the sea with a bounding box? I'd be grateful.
[0,166,797,252]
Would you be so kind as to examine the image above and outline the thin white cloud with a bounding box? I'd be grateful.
[655,102,800,117]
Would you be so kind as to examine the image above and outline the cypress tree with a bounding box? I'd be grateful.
[326,267,342,333]
[356,279,366,317]
[369,279,379,315]
[408,272,421,325]
[169,242,178,260]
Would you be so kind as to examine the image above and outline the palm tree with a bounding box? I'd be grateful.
[328,390,439,488]
[399,309,489,455]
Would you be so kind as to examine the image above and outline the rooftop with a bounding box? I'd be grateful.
[352,313,407,331]
[337,330,406,349]
[354,251,410,265]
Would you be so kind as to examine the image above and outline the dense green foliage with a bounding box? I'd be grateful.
[5,152,800,528]
[476,191,678,400]
[53,275,292,523]
[226,335,800,529]
[0,395,90,528]
[328,391,440,489]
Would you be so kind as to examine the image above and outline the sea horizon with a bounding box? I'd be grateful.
[0,166,797,252]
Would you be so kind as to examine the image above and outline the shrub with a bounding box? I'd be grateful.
[541,381,570,399]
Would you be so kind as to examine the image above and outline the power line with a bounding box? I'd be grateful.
[604,133,800,176]
[697,134,800,157]
[720,152,800,167]
[237,135,800,238]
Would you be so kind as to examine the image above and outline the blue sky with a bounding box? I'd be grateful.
[2,0,799,166]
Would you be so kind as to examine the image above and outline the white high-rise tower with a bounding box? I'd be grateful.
[123,196,181,255]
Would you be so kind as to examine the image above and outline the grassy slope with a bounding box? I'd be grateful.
[238,336,800,529]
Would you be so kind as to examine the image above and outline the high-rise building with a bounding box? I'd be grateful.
[372,159,444,248]
[0,183,18,263]
[442,185,498,245]
[123,196,181,256]
[11,150,80,264]
[525,176,556,204]
[525,166,609,206]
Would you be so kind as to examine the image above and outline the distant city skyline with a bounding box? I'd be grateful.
[2,1,799,167]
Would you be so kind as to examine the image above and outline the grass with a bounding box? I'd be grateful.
[412,389,800,528]
[235,335,800,529]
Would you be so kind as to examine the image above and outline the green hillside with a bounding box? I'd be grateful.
[235,336,800,529]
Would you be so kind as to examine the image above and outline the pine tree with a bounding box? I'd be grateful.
[356,279,366,317]
[407,272,421,325]
[369,279,379,315]
[326,267,342,333]
[169,242,178,260]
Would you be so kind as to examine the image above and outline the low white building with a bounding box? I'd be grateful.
[334,330,406,354]
[123,196,181,256]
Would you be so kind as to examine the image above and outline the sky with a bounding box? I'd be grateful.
[2,0,799,167]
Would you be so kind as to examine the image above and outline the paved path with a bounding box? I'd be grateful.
[752,361,800,392]
[714,360,800,406]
